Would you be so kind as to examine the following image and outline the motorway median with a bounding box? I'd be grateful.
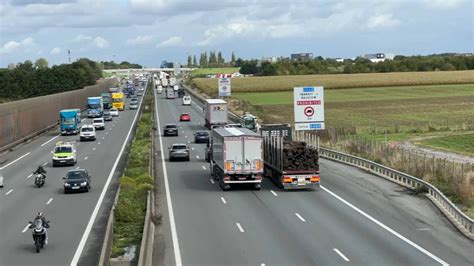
[111,80,154,261]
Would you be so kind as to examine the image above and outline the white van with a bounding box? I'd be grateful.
[157,85,163,94]
[182,95,191,105]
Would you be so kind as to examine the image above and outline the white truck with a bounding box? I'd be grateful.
[204,99,228,129]
[209,127,263,191]
[170,77,176,86]
[166,87,175,99]
[157,85,163,94]
[161,78,169,87]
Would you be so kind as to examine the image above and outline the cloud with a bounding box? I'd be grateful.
[423,0,464,8]
[50,47,61,54]
[366,14,400,29]
[93,36,109,48]
[0,37,35,54]
[126,35,153,45]
[157,36,182,47]
[74,34,93,42]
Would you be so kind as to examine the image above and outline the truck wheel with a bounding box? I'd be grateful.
[254,184,261,191]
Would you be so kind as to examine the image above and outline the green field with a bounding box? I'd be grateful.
[417,134,474,156]
[191,67,240,76]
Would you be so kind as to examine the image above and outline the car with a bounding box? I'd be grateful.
[63,169,91,193]
[52,141,77,166]
[79,124,96,141]
[109,108,119,117]
[137,91,143,96]
[129,99,139,110]
[179,113,191,122]
[169,144,190,161]
[194,131,209,143]
[93,118,105,130]
[182,95,191,105]
[103,111,112,121]
[164,124,178,136]
[0,172,4,188]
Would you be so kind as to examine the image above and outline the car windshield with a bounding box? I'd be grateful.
[93,119,103,123]
[181,114,189,116]
[66,171,86,180]
[82,127,93,132]
[111,109,117,112]
[196,132,208,136]
[173,145,187,150]
[166,125,176,129]
[55,146,72,153]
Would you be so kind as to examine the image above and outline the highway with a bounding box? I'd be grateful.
[153,85,474,266]
[0,84,145,266]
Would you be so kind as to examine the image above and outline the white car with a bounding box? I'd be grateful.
[0,172,4,187]
[182,96,191,105]
[80,125,96,141]
[93,118,105,130]
[110,108,119,117]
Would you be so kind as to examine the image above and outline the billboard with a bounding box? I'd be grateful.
[293,86,325,131]
[218,77,231,97]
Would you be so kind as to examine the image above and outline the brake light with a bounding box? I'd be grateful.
[283,176,292,183]
[225,160,234,171]
[310,176,320,182]
[254,159,262,170]
[223,176,231,181]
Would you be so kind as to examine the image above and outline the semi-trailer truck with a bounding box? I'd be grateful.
[59,109,81,135]
[209,127,263,191]
[101,93,111,109]
[87,97,103,118]
[204,99,228,129]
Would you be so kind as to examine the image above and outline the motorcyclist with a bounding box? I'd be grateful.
[34,166,47,178]
[29,211,49,245]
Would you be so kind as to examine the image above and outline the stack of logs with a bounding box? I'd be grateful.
[283,140,319,171]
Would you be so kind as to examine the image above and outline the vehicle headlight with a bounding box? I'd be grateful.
[53,155,59,159]
[80,182,87,186]
[64,183,71,187]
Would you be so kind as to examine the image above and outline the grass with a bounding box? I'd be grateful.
[102,71,115,78]
[417,134,474,157]
[192,70,474,96]
[191,67,240,76]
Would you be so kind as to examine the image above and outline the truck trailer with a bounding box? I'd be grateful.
[209,127,263,191]
[59,109,81,135]
[87,97,103,118]
[204,99,228,129]
[260,124,320,190]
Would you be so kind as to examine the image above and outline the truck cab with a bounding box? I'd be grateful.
[60,109,81,135]
[87,97,103,118]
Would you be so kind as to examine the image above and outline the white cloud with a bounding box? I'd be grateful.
[0,37,35,54]
[126,35,153,45]
[74,34,93,42]
[157,36,182,47]
[424,0,463,8]
[366,14,400,29]
[50,47,61,54]
[93,36,109,48]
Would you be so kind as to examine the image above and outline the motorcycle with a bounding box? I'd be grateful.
[34,173,45,188]
[29,219,47,253]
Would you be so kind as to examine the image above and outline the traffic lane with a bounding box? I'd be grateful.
[319,159,473,265]
[0,107,138,266]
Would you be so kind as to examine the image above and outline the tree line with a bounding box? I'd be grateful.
[0,58,103,100]
[101,61,142,69]
[238,54,474,76]
[187,51,237,68]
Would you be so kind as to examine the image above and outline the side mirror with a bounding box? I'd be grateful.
[50,151,54,154]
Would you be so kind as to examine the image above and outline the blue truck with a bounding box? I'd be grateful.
[87,97,103,118]
[60,109,81,135]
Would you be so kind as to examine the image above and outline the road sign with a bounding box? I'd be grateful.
[294,86,324,131]
[218,78,231,97]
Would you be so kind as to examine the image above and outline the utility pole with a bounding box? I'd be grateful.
[68,49,71,63]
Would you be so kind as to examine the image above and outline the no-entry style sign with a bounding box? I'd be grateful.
[294,86,325,131]
[218,78,231,97]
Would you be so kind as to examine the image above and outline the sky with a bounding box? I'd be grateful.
[0,0,472,67]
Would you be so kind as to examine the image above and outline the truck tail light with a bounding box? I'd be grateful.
[255,174,262,180]
[254,159,262,170]
[223,176,231,181]
[225,160,234,171]
[283,176,293,183]
[310,176,320,182]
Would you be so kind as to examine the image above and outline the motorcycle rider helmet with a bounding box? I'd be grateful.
[36,212,43,218]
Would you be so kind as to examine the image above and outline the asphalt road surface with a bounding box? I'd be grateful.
[152,85,473,266]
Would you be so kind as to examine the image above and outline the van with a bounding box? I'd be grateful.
[182,95,191,105]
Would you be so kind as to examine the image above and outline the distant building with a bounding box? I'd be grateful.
[360,53,395,63]
[261,56,278,63]
[335,58,344,63]
[291,53,313,61]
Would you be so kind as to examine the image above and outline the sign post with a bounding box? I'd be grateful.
[293,86,325,131]
[218,77,231,97]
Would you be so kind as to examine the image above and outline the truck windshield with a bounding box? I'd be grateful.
[61,117,75,124]
[112,98,123,102]
[87,104,100,109]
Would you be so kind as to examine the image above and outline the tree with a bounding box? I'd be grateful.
[209,51,217,65]
[187,55,192,67]
[231,51,236,63]
[239,61,259,74]
[217,51,224,65]
[193,55,197,67]
[35,58,49,69]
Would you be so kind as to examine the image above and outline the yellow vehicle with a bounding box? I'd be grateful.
[111,92,124,111]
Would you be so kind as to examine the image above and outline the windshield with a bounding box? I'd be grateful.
[110,109,117,112]
[34,219,43,229]
[61,117,75,124]
[66,171,86,180]
[87,104,100,109]
[166,125,176,129]
[81,127,93,132]
[196,132,208,136]
[93,119,103,123]
[173,145,187,150]
[55,146,72,153]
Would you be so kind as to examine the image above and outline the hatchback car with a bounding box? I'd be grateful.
[79,125,96,141]
[169,144,190,161]
[179,113,191,122]
[194,131,209,143]
[110,108,119,117]
[92,118,105,130]
[63,169,91,193]
[103,111,113,121]
[164,124,178,136]
[129,99,139,110]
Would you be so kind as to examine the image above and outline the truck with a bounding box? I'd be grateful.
[101,93,111,109]
[166,87,175,99]
[111,92,125,110]
[161,78,169,87]
[59,109,81,135]
[260,124,320,190]
[109,87,118,93]
[87,97,103,118]
[209,127,263,191]
[241,112,259,131]
[170,77,176,86]
[204,99,228,129]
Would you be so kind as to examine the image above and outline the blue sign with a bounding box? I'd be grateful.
[309,123,322,129]
[303,87,314,92]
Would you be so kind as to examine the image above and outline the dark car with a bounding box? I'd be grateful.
[63,169,91,193]
[194,131,209,143]
[103,111,112,121]
[169,144,190,161]
[164,124,178,136]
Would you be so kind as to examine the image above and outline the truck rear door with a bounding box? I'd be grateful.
[243,138,263,173]
[224,139,243,173]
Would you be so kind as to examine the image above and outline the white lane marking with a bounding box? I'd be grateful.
[236,223,245,233]
[321,185,449,266]
[84,157,88,160]
[5,189,14,195]
[181,131,184,133]
[184,135,187,138]
[76,166,80,169]
[196,155,200,159]
[202,165,206,170]
[27,174,33,179]
[333,248,350,262]
[70,87,146,266]
[295,213,306,222]
[261,264,265,266]
[417,228,432,231]
[92,147,96,151]
[106,132,109,135]
[46,198,53,205]
[0,152,31,170]
[102,137,105,139]
[81,118,86,122]
[153,90,182,266]
[210,179,215,184]
[221,197,227,204]
[98,142,101,145]
[187,141,190,144]
[40,135,60,147]
[191,147,195,151]
[42,162,48,166]
[22,224,30,233]
[271,190,278,197]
